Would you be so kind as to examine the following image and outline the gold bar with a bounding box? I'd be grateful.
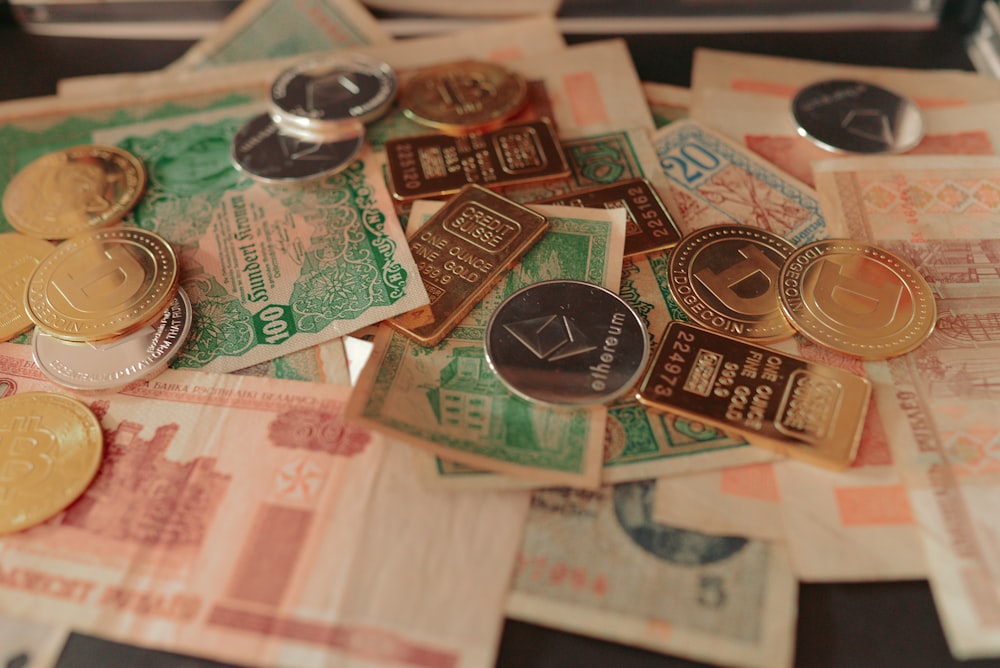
[636,321,871,470]
[387,184,550,347]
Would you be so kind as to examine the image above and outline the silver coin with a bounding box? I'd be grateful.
[792,79,923,154]
[32,287,193,392]
[270,54,397,135]
[230,113,365,183]
[484,280,650,407]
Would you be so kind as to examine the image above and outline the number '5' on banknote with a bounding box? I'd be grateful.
[651,119,830,247]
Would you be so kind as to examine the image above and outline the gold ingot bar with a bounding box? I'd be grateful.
[636,321,871,470]
[387,184,549,347]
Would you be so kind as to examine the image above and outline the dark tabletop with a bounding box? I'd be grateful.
[1,10,1000,668]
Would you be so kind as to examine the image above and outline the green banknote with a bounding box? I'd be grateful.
[347,203,626,489]
[507,482,797,668]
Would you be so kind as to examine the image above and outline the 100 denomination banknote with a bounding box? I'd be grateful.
[815,154,1000,658]
[507,482,798,668]
[90,104,426,373]
[0,343,529,668]
[347,203,626,489]
[652,119,829,246]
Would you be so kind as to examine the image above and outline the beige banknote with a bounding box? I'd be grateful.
[361,0,561,16]
[814,154,1000,658]
[0,343,530,668]
[56,16,566,97]
[506,483,798,668]
[691,47,1000,104]
[0,615,66,668]
[691,89,1000,188]
[347,202,626,489]
[166,0,391,72]
[642,81,691,128]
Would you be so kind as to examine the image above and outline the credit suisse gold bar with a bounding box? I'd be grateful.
[636,321,871,470]
[384,119,570,202]
[535,178,681,257]
[387,184,549,347]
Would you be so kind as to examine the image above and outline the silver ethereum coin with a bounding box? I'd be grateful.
[230,112,365,183]
[270,54,397,135]
[32,287,193,392]
[485,280,650,407]
[791,79,924,154]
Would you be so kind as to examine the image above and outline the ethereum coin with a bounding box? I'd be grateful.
[400,59,528,134]
[485,280,650,407]
[669,224,796,342]
[33,287,192,392]
[231,113,365,183]
[778,239,937,359]
[24,226,179,343]
[791,79,923,154]
[270,54,397,135]
[2,144,146,240]
[0,391,103,534]
[0,233,54,342]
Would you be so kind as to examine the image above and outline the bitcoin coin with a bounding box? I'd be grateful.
[778,239,936,359]
[792,79,923,154]
[2,145,146,240]
[485,280,650,407]
[0,392,103,534]
[33,287,192,392]
[400,60,528,134]
[270,54,397,136]
[24,227,179,343]
[669,224,796,342]
[0,233,54,342]
[231,113,365,183]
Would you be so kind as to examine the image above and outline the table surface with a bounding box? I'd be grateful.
[2,15,1000,668]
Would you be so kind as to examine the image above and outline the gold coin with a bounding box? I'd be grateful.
[0,233,55,342]
[668,224,796,342]
[24,227,179,342]
[0,392,103,534]
[2,144,146,240]
[778,239,937,359]
[400,59,528,134]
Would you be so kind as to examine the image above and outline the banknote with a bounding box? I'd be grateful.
[413,233,781,492]
[651,119,829,246]
[0,615,66,668]
[88,103,425,373]
[55,16,567,99]
[360,0,560,17]
[642,81,691,128]
[166,0,391,72]
[691,89,1000,188]
[347,202,626,489]
[814,154,1000,658]
[0,343,530,668]
[506,482,798,668]
[232,337,352,385]
[691,47,1000,105]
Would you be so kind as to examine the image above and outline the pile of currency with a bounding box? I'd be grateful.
[1,2,1000,667]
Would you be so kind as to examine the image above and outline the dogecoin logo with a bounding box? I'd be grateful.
[695,243,783,317]
[812,258,903,330]
[51,244,146,313]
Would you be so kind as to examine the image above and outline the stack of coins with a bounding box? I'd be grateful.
[633,223,938,470]
[231,53,397,184]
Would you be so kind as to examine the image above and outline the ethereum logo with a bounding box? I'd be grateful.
[504,315,597,362]
[840,108,893,144]
[278,134,347,162]
[307,73,360,111]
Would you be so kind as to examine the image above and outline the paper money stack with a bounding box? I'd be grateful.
[1,1,1000,667]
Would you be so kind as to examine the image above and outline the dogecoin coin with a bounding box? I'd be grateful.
[0,392,104,534]
[231,113,365,183]
[24,227,179,343]
[778,239,936,359]
[485,280,650,407]
[2,145,146,240]
[669,224,796,342]
[0,233,54,342]
[400,60,528,134]
[33,287,193,392]
[791,79,923,154]
[270,54,397,135]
